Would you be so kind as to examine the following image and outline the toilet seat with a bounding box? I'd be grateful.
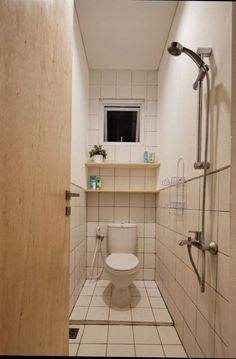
[105,253,139,272]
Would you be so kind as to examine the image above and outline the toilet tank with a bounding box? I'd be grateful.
[107,223,137,254]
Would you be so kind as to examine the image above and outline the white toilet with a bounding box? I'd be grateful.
[105,223,140,307]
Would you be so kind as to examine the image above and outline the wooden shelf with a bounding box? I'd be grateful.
[86,189,160,193]
[85,162,160,169]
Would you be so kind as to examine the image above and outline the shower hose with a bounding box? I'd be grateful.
[90,234,105,280]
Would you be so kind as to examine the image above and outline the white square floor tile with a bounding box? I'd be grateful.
[108,325,134,344]
[132,280,145,288]
[131,307,154,323]
[90,295,111,307]
[146,287,161,297]
[81,325,108,344]
[130,287,147,297]
[77,343,106,357]
[153,309,173,324]
[107,344,135,357]
[109,307,132,322]
[69,343,79,356]
[149,297,166,309]
[131,296,150,308]
[69,325,84,344]
[76,296,92,307]
[144,281,157,288]
[133,326,160,344]
[96,279,112,287]
[70,306,88,321]
[163,345,187,357]
[157,326,181,344]
[84,279,97,288]
[93,286,112,296]
[80,286,95,296]
[86,306,109,321]
[135,344,164,357]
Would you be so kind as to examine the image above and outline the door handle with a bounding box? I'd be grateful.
[65,190,80,201]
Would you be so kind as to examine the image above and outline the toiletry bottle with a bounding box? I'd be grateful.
[144,151,148,163]
[96,176,102,190]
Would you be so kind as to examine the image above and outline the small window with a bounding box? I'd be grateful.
[101,100,144,144]
[104,106,140,142]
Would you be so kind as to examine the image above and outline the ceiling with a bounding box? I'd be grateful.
[75,0,178,70]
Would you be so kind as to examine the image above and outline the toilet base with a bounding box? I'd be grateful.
[111,286,131,308]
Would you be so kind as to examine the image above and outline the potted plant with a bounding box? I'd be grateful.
[89,144,107,163]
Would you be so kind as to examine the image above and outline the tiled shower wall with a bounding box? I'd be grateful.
[87,190,156,281]
[88,69,158,163]
[155,167,230,358]
[70,184,87,313]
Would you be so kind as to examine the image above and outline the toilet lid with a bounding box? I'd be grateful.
[106,253,139,271]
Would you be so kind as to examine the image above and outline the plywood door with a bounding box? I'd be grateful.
[0,0,72,355]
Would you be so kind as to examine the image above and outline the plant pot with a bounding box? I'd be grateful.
[92,155,104,163]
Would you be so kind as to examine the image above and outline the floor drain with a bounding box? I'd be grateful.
[69,328,79,339]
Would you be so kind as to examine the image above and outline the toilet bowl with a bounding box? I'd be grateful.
[105,224,140,307]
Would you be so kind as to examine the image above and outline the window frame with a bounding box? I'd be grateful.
[99,99,145,145]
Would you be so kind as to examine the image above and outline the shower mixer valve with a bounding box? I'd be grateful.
[179,230,218,255]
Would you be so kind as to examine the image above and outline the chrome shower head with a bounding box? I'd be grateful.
[167,41,209,89]
[168,42,183,56]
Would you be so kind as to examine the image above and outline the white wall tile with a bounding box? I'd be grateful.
[87,192,99,206]
[144,253,155,268]
[89,99,99,115]
[99,207,114,222]
[88,130,99,146]
[90,70,101,85]
[89,85,100,99]
[217,253,229,299]
[117,70,132,85]
[101,176,114,191]
[114,193,130,207]
[114,176,130,191]
[132,71,147,85]
[130,207,145,222]
[99,192,114,206]
[101,84,116,98]
[116,85,132,98]
[146,101,158,116]
[144,238,155,253]
[145,131,157,147]
[147,86,158,100]
[115,145,131,162]
[115,168,130,177]
[130,169,145,177]
[101,70,116,84]
[104,145,115,162]
[132,85,147,99]
[114,207,130,222]
[130,177,145,191]
[130,193,145,207]
[144,116,157,132]
[147,70,158,85]
[88,115,99,130]
[130,145,145,162]
[145,223,156,237]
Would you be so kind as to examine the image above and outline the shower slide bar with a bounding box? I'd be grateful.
[167,42,218,292]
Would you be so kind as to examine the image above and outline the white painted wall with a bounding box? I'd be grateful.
[157,1,232,187]
[71,9,89,188]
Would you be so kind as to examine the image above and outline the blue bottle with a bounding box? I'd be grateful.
[143,151,148,163]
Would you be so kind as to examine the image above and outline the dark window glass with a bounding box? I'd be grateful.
[106,109,139,142]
